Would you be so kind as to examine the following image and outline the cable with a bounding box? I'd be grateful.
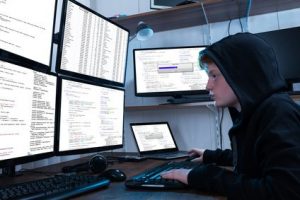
[238,0,244,32]
[276,9,280,29]
[200,1,211,44]
[219,107,224,149]
[239,17,244,32]
[207,104,223,149]
[244,0,252,32]
[201,2,209,27]
[246,0,252,19]
[228,19,232,35]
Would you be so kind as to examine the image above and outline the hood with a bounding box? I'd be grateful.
[202,32,287,121]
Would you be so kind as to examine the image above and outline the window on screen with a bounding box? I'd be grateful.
[0,0,56,67]
[57,0,129,86]
[57,78,124,153]
[134,46,208,96]
[0,60,57,161]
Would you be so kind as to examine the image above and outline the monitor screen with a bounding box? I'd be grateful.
[257,27,300,84]
[134,46,209,97]
[56,0,129,87]
[130,122,177,152]
[0,59,57,167]
[0,0,57,69]
[56,77,124,155]
[151,0,186,9]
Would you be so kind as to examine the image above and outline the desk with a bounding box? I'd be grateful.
[0,154,226,200]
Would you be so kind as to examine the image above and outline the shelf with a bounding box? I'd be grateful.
[112,0,300,36]
[125,93,300,111]
[125,101,215,111]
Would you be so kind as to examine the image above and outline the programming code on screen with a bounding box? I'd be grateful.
[0,61,56,161]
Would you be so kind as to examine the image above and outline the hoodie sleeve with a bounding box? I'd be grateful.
[203,149,233,166]
[187,103,300,200]
[188,156,300,200]
[187,164,236,196]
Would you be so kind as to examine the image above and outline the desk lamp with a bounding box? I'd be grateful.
[129,21,154,41]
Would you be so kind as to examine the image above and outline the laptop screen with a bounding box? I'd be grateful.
[130,122,178,153]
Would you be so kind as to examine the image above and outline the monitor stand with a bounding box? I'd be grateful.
[53,32,61,44]
[1,165,23,177]
[166,95,212,104]
[176,0,197,6]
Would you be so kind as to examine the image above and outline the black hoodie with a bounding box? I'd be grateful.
[187,33,300,199]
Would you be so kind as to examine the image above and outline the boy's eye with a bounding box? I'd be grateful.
[208,73,216,78]
[208,73,222,81]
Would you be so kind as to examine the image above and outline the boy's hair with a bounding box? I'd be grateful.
[199,51,213,72]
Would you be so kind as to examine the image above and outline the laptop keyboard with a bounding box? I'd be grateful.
[125,160,199,189]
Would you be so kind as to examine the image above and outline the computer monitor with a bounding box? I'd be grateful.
[0,0,57,70]
[56,0,129,87]
[256,27,300,87]
[133,46,209,100]
[55,77,124,155]
[0,59,57,176]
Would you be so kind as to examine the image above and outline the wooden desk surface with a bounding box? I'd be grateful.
[0,154,226,200]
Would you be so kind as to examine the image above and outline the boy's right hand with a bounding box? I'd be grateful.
[188,148,206,163]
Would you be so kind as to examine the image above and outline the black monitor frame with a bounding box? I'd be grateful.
[0,0,58,72]
[55,76,125,156]
[0,50,53,75]
[133,45,209,98]
[256,27,300,85]
[0,58,57,176]
[56,0,129,88]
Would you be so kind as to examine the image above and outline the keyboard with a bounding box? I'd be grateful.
[125,160,199,189]
[0,174,110,200]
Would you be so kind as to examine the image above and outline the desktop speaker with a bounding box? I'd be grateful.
[62,154,107,173]
[89,154,108,173]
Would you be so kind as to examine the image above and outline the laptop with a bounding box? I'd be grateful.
[130,122,188,160]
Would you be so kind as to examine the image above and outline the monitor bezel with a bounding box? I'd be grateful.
[55,0,130,88]
[0,0,58,72]
[133,45,210,97]
[0,58,57,168]
[55,76,125,156]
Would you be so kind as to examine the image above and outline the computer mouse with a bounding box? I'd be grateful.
[101,169,126,182]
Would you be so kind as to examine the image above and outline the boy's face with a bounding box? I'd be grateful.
[205,62,240,111]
